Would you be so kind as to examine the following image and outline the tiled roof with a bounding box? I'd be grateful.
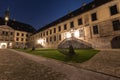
[36,0,112,33]
[0,17,36,33]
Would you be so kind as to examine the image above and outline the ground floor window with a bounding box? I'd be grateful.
[112,20,120,31]
[93,25,99,34]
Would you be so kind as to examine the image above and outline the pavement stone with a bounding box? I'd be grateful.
[0,49,119,80]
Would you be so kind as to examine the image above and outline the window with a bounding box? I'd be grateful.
[91,13,97,21]
[2,31,5,35]
[46,37,48,43]
[54,36,56,41]
[43,32,45,36]
[70,21,74,28]
[59,34,61,40]
[58,26,61,32]
[16,38,19,41]
[26,34,28,37]
[21,33,24,36]
[6,32,8,36]
[21,38,24,41]
[41,33,42,37]
[46,31,48,36]
[93,25,99,34]
[54,28,56,33]
[110,5,118,15]
[78,18,83,25]
[50,30,52,34]
[64,24,67,30]
[11,32,13,35]
[50,37,52,42]
[112,20,120,31]
[17,33,19,36]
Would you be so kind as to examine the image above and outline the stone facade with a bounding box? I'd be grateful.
[30,0,120,49]
[0,25,32,49]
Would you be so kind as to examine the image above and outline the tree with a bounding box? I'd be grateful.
[68,45,75,58]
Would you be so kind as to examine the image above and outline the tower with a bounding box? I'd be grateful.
[4,8,10,25]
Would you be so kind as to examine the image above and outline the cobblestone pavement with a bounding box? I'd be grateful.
[72,49,120,78]
[0,49,120,80]
[0,49,66,80]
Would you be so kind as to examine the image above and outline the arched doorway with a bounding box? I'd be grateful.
[111,36,120,48]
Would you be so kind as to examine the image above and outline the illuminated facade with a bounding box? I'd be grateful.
[0,9,36,49]
[30,0,120,49]
[0,25,14,49]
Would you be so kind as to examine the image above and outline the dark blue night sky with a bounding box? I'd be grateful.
[0,0,92,29]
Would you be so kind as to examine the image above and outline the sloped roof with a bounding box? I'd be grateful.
[36,0,111,33]
[0,17,36,33]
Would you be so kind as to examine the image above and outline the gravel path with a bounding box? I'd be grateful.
[0,49,119,80]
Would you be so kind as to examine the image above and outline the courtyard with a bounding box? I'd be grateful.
[0,49,119,80]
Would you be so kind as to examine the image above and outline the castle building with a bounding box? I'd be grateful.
[30,0,120,49]
[0,9,36,49]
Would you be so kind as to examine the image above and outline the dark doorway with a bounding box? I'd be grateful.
[111,36,120,48]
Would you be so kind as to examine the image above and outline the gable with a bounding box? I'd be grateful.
[0,25,14,31]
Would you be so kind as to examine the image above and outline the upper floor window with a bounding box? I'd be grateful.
[21,38,24,41]
[41,33,42,37]
[16,38,19,41]
[26,34,28,37]
[64,24,67,30]
[2,31,5,35]
[46,31,48,36]
[59,34,61,40]
[110,5,118,15]
[112,20,120,31]
[58,26,61,32]
[6,32,8,36]
[17,33,19,36]
[50,37,52,42]
[43,32,45,36]
[21,33,24,36]
[91,12,97,21]
[70,21,74,28]
[10,32,13,35]
[50,30,52,34]
[78,18,83,25]
[54,28,56,33]
[54,36,56,41]
[93,25,99,34]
